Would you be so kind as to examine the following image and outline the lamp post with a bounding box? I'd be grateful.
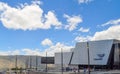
[87,42,90,74]
[61,48,63,74]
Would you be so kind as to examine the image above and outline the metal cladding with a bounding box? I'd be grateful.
[55,39,120,66]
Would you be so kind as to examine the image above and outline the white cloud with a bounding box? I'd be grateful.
[0,1,62,30]
[41,38,53,46]
[75,25,120,42]
[64,14,83,31]
[22,48,43,55]
[75,18,120,42]
[91,18,120,40]
[0,50,20,55]
[78,0,93,4]
[44,11,62,29]
[101,18,120,27]
[22,42,73,56]
[0,42,73,56]
[0,49,42,56]
[78,27,90,32]
[40,39,73,56]
[0,51,10,55]
[44,42,73,56]
[92,25,120,40]
[31,0,42,5]
[75,36,92,42]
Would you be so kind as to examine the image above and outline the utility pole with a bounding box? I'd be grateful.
[61,48,63,74]
[36,55,38,71]
[15,55,17,74]
[87,42,90,74]
[25,56,29,74]
[46,52,48,72]
[26,57,28,69]
[118,43,120,69]
[30,56,32,70]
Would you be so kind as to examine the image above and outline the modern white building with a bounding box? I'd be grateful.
[55,39,120,69]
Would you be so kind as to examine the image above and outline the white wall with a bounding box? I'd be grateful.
[89,40,113,65]
[71,42,88,65]
[55,39,115,65]
[71,40,113,65]
[55,52,72,64]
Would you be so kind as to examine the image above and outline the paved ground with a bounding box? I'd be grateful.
[5,70,120,74]
[28,70,120,74]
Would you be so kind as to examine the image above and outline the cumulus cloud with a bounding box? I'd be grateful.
[0,50,20,55]
[22,42,73,56]
[78,0,93,4]
[64,14,83,31]
[74,18,120,42]
[0,42,73,56]
[91,18,120,40]
[0,49,41,55]
[75,36,92,42]
[78,27,90,32]
[0,1,62,30]
[0,51,10,55]
[92,25,120,40]
[22,48,43,55]
[44,42,73,56]
[44,11,62,29]
[40,38,73,56]
[41,38,53,46]
[75,25,120,42]
[101,18,120,27]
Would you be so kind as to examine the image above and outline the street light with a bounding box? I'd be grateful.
[87,42,90,74]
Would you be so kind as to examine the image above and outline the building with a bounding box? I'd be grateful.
[55,39,120,69]
[0,55,46,70]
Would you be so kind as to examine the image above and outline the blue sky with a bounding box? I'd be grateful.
[0,0,120,56]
